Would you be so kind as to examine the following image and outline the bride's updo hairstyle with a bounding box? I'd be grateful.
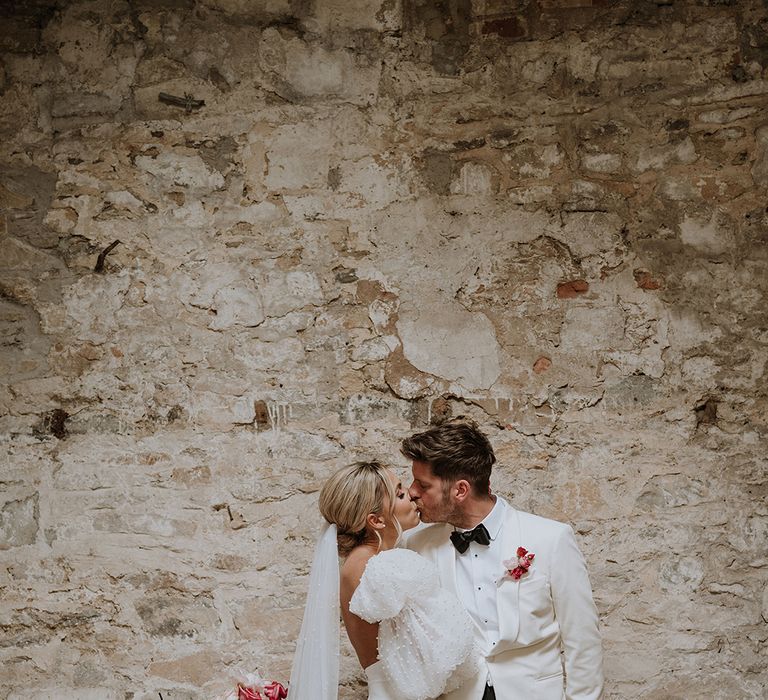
[319,461,400,557]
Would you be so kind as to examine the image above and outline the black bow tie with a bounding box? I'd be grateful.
[450,523,491,553]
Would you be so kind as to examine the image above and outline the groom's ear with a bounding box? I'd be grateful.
[454,479,471,502]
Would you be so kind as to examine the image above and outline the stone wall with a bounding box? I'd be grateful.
[1,0,767,698]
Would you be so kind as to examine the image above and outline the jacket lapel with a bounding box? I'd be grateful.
[436,528,459,597]
[494,506,522,645]
[497,505,521,568]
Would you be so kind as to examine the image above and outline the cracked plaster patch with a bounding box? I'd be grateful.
[396,299,501,391]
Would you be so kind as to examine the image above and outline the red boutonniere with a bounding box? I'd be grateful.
[502,546,535,580]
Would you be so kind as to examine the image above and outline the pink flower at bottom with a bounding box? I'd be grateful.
[263,682,287,700]
[238,686,262,700]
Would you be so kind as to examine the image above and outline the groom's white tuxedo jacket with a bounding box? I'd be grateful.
[407,501,603,700]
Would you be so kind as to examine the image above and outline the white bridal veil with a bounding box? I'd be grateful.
[288,521,340,700]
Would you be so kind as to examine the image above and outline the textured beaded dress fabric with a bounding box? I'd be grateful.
[350,548,480,700]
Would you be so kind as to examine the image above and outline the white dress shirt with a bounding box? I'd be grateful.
[454,496,507,656]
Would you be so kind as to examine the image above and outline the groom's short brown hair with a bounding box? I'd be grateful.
[400,417,496,495]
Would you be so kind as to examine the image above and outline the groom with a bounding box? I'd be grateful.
[403,418,603,700]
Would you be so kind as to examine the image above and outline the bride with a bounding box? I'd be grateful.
[288,461,478,700]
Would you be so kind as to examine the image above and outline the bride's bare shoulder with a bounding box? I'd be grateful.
[340,546,374,592]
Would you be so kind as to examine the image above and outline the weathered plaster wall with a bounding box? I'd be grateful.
[1,1,767,698]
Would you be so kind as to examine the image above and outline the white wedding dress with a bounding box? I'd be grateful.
[349,548,480,700]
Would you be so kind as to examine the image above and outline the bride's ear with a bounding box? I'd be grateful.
[366,512,386,530]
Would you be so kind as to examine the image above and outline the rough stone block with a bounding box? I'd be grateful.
[450,161,496,195]
[51,92,120,119]
[135,152,225,193]
[0,493,39,548]
[148,650,224,686]
[580,152,622,174]
[309,0,401,33]
[660,555,705,592]
[503,143,564,179]
[135,591,218,638]
[679,213,733,255]
[265,122,332,190]
[632,136,698,173]
[258,28,379,103]
[209,286,265,330]
[551,212,623,258]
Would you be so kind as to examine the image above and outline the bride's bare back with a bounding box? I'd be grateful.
[340,545,379,669]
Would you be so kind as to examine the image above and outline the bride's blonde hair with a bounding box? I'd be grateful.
[319,461,401,557]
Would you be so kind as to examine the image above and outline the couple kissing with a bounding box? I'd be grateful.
[288,418,603,700]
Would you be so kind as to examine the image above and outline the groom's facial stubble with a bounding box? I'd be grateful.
[408,459,455,524]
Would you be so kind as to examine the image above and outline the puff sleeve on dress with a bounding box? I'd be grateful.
[350,548,480,700]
